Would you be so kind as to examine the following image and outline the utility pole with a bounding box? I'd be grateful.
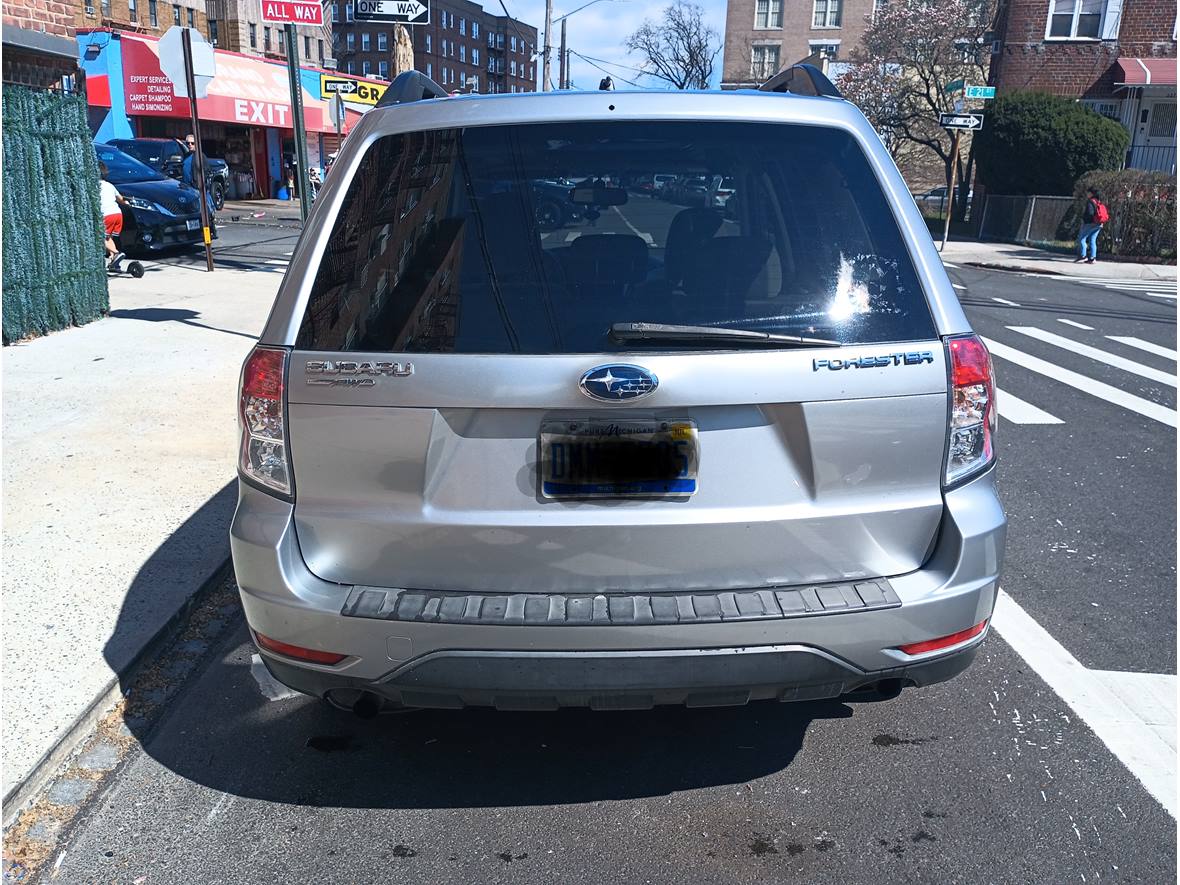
[558,17,567,89]
[180,28,214,272]
[284,22,312,224]
[542,0,552,91]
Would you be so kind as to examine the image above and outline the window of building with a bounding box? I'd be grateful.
[510,35,517,52]
[304,35,311,57]
[472,74,480,91]
[186,6,193,26]
[278,28,285,53]
[442,38,448,55]
[363,60,371,75]
[810,40,840,59]
[426,62,432,78]
[449,11,455,27]
[362,32,370,51]
[510,59,517,76]
[379,59,389,78]
[210,18,220,44]
[472,21,478,38]
[148,0,157,25]
[425,33,431,51]
[346,1,353,21]
[460,17,466,34]
[346,32,355,50]
[318,39,324,62]
[248,21,256,47]
[443,65,449,83]
[750,43,780,79]
[172,5,180,25]
[460,44,466,61]
[264,27,271,50]
[472,47,479,66]
[378,31,388,51]
[332,1,338,21]
[1047,0,1102,38]
[347,59,355,73]
[1080,99,1120,119]
[128,0,137,19]
[755,0,783,28]
[812,0,841,28]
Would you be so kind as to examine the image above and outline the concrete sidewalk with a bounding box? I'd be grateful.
[2,262,277,815]
[940,239,1177,282]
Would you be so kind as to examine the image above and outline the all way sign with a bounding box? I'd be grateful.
[939,112,985,131]
[261,0,324,25]
[355,0,429,23]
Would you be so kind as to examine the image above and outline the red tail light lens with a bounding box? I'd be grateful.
[944,334,996,487]
[898,619,988,656]
[255,631,347,665]
[239,346,291,496]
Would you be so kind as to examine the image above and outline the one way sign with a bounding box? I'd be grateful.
[939,112,985,131]
[354,0,429,23]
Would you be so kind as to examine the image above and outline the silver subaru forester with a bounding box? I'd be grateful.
[232,68,1006,715]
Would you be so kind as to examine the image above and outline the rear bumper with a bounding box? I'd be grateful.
[231,468,1005,708]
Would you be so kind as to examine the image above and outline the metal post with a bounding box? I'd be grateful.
[285,23,312,224]
[181,28,214,272]
[1024,195,1037,243]
[542,0,552,91]
[940,128,960,253]
[558,17,567,89]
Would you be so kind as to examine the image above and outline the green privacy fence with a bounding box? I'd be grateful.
[3,86,108,344]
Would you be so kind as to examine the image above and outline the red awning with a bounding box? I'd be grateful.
[1115,58,1177,87]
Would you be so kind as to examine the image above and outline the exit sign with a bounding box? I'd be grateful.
[260,0,324,25]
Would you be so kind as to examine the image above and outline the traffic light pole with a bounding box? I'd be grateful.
[285,23,312,224]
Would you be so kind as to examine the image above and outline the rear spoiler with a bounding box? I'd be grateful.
[758,64,842,99]
[373,70,449,109]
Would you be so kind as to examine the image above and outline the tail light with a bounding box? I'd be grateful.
[944,334,996,487]
[239,346,291,496]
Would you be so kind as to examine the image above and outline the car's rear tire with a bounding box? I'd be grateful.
[535,201,563,232]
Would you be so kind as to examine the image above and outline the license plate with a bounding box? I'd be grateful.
[540,419,698,498]
[186,219,200,231]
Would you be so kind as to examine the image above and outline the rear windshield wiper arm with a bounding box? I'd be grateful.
[610,322,841,347]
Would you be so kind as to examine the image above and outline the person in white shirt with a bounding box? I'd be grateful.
[99,162,127,269]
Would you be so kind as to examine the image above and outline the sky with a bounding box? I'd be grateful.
[501,0,729,91]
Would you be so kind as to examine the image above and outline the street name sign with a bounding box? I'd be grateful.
[943,78,964,94]
[320,74,387,104]
[354,0,429,23]
[260,0,325,25]
[159,26,214,98]
[939,112,985,131]
[965,85,996,99]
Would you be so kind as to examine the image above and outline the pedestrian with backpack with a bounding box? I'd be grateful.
[1077,187,1109,264]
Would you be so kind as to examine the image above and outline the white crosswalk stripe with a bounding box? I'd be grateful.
[1074,279,1178,300]
[982,336,1177,428]
[1057,318,1094,331]
[1106,336,1178,361]
[995,388,1063,424]
[1006,326,1177,387]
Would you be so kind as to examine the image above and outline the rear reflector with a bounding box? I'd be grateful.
[898,620,988,656]
[254,632,347,665]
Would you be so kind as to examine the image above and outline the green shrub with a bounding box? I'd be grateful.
[1059,169,1177,259]
[975,92,1130,196]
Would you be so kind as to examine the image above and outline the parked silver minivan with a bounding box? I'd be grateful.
[232,69,1006,714]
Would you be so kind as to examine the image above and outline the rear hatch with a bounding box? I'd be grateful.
[285,120,948,594]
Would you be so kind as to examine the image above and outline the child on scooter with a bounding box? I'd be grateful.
[99,162,128,270]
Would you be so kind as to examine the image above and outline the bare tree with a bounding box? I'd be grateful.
[625,1,720,90]
[837,0,996,214]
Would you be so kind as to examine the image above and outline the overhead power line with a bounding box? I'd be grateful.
[567,50,645,88]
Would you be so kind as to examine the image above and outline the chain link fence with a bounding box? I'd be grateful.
[3,86,108,344]
[977,195,1075,247]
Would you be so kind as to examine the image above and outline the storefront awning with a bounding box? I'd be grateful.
[1115,58,1177,87]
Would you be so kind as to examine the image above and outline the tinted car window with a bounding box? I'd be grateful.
[297,122,935,353]
[96,144,165,184]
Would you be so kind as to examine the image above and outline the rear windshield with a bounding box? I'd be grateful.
[297,121,935,353]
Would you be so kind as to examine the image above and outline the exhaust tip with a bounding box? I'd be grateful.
[352,691,382,719]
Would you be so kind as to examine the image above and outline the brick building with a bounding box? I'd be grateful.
[721,0,872,89]
[3,0,80,88]
[74,0,208,41]
[206,0,331,67]
[990,0,1177,171]
[332,0,537,92]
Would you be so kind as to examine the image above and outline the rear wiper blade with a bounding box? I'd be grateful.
[609,322,841,347]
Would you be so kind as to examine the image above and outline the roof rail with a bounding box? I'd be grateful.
[758,64,842,99]
[373,70,449,109]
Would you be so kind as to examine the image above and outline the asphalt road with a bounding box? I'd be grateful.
[31,224,1178,884]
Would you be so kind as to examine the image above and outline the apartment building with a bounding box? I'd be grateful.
[74,0,208,41]
[721,0,874,89]
[990,0,1176,171]
[332,0,537,91]
[207,0,331,67]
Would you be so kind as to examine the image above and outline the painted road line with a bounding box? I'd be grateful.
[565,231,582,243]
[1006,326,1177,387]
[1098,286,1178,300]
[992,589,1176,818]
[981,337,1178,428]
[992,297,1020,306]
[264,259,289,266]
[1091,670,1177,755]
[611,206,656,246]
[1106,336,1178,361]
[942,262,960,268]
[1057,318,1094,331]
[995,388,1063,424]
[953,283,967,291]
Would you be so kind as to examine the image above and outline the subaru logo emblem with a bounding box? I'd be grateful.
[579,364,658,402]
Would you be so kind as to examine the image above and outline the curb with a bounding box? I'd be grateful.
[1,556,235,828]
[964,261,1063,276]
